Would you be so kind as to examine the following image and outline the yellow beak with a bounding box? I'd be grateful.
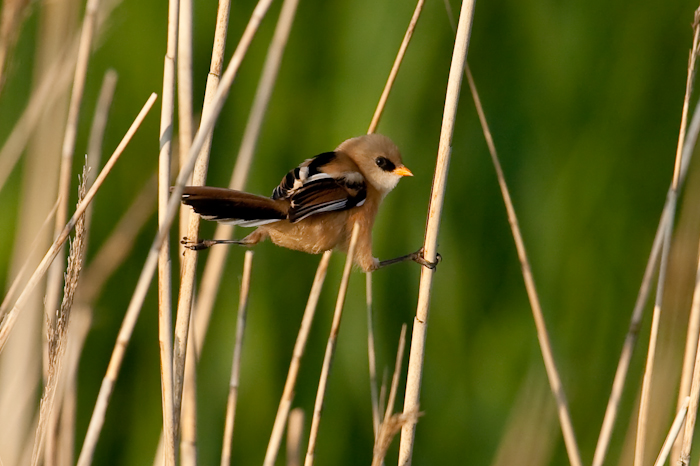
[394,166,413,177]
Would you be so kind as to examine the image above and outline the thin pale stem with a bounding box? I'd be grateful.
[76,1,276,458]
[0,40,77,194]
[593,91,700,466]
[177,0,194,258]
[364,0,425,438]
[371,325,408,466]
[173,0,231,439]
[0,93,157,355]
[286,409,305,466]
[633,21,700,465]
[398,1,476,464]
[466,67,583,466]
[304,224,360,466]
[45,0,102,344]
[367,0,425,134]
[654,397,689,466]
[263,251,332,466]
[681,267,700,466]
[366,272,380,437]
[672,9,700,462]
[157,0,180,463]
[189,0,301,362]
[220,251,254,466]
[0,199,59,320]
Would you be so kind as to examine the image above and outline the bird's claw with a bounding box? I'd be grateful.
[411,247,441,270]
[181,237,210,251]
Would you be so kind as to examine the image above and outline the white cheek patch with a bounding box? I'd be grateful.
[343,171,364,184]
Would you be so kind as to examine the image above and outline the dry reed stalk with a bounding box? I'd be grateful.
[0,199,59,320]
[0,41,77,195]
[366,272,380,437]
[466,67,583,466]
[45,0,103,346]
[190,0,300,361]
[0,0,31,94]
[177,0,194,258]
[366,0,424,134]
[156,0,180,463]
[46,69,117,466]
[303,223,360,466]
[78,2,277,458]
[32,164,88,466]
[170,0,229,445]
[180,322,198,466]
[220,251,254,466]
[78,173,157,305]
[397,1,476,464]
[672,13,700,463]
[654,397,689,466]
[263,251,332,466]
[286,408,304,466]
[634,14,700,466]
[371,324,408,466]
[364,0,426,437]
[0,93,157,355]
[680,257,700,465]
[594,94,700,466]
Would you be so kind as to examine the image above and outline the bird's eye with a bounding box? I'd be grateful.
[375,157,388,169]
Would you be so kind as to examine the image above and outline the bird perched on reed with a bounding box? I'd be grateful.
[179,134,437,272]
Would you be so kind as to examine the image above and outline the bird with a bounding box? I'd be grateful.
[179,134,438,272]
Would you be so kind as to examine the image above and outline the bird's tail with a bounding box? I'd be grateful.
[180,186,287,227]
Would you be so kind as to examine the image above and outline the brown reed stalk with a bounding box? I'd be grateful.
[45,69,117,466]
[397,1,476,464]
[180,321,198,466]
[654,397,689,466]
[364,0,425,438]
[44,0,103,346]
[77,2,277,458]
[171,0,230,446]
[0,0,31,94]
[680,260,700,465]
[594,90,700,466]
[0,93,157,355]
[371,324,408,466]
[263,251,332,466]
[304,223,360,466]
[366,272,380,437]
[156,0,180,464]
[634,13,700,466]
[367,0,424,135]
[286,409,305,466]
[32,164,88,466]
[190,0,300,358]
[177,0,194,258]
[0,40,77,194]
[220,251,254,466]
[465,66,583,466]
[0,199,59,320]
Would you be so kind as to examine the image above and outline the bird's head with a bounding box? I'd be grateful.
[337,134,412,195]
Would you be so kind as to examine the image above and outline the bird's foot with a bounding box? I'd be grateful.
[410,247,441,270]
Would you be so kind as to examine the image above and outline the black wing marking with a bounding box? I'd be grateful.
[288,177,366,223]
[272,152,337,200]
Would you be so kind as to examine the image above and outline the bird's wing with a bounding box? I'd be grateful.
[271,151,367,223]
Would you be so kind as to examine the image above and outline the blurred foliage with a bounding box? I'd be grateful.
[3,0,700,464]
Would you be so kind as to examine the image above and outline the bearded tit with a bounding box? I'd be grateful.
[179,134,437,272]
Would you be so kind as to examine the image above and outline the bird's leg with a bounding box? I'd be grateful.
[377,247,441,270]
[181,237,249,251]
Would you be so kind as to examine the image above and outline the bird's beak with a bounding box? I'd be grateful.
[394,166,413,177]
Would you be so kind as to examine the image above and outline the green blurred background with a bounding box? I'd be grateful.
[2,0,700,464]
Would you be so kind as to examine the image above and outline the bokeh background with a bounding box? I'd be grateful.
[2,0,700,464]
